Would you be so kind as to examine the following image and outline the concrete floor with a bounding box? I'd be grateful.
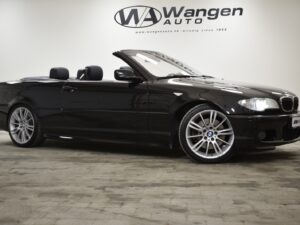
[0,132,299,225]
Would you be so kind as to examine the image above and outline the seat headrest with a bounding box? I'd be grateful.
[50,67,69,80]
[86,66,103,81]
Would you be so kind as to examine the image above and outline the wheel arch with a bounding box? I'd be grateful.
[7,97,37,128]
[174,100,226,122]
[8,96,36,112]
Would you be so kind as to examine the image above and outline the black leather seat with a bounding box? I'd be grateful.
[50,67,69,80]
[77,66,103,81]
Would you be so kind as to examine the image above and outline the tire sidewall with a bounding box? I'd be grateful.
[179,104,235,163]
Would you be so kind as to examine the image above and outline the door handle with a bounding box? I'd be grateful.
[62,85,78,93]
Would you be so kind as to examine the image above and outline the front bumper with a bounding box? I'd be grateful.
[229,113,300,148]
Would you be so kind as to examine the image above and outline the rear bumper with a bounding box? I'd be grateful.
[229,113,300,148]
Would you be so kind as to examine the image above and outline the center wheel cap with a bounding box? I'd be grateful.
[207,130,214,137]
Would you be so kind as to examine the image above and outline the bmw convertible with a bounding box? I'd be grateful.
[0,50,299,163]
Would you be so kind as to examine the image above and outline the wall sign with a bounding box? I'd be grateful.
[114,5,244,31]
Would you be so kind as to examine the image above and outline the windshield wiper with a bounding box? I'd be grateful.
[157,74,197,80]
[158,74,214,80]
[198,75,214,79]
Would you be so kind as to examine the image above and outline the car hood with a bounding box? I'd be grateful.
[168,77,296,99]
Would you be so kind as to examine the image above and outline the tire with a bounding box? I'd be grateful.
[179,104,235,163]
[8,105,45,147]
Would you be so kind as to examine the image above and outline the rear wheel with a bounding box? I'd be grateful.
[8,105,45,147]
[179,104,235,163]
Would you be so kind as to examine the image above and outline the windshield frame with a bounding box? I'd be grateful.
[119,49,204,80]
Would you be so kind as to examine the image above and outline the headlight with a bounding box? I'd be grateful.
[238,98,279,111]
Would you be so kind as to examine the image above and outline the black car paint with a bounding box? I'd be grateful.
[0,50,299,149]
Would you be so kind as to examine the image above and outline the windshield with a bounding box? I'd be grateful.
[126,50,204,78]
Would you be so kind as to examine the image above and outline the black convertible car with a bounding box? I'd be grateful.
[0,50,299,163]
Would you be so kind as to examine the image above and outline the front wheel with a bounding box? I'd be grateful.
[179,104,235,163]
[8,105,45,147]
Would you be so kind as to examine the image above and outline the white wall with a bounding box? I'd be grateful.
[0,0,299,97]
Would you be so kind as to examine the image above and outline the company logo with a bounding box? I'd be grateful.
[114,6,162,28]
[115,6,244,28]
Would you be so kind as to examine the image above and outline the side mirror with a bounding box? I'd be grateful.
[114,69,142,83]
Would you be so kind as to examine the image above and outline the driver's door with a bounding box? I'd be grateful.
[61,80,149,143]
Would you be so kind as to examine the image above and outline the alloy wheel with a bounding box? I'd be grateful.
[9,107,35,144]
[185,109,234,159]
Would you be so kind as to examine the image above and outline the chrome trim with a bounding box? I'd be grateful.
[280,96,294,113]
[293,96,299,111]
